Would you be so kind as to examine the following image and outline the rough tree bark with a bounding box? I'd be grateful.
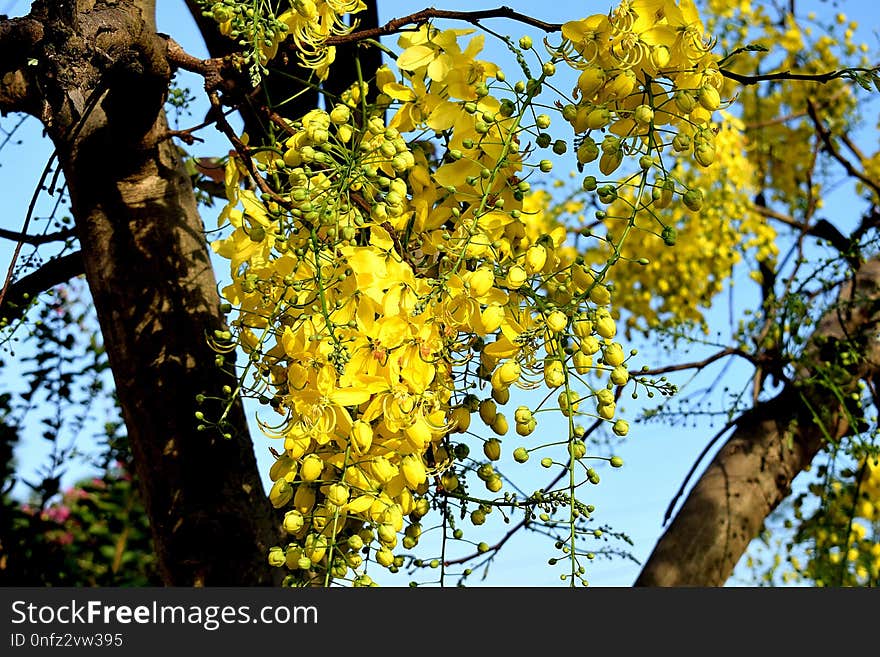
[636,257,880,586]
[0,1,280,585]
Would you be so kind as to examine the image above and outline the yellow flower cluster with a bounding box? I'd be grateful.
[704,0,866,216]
[590,114,778,333]
[278,0,366,79]
[212,35,631,582]
[558,0,724,175]
[204,0,366,80]
[805,459,880,586]
[205,0,795,585]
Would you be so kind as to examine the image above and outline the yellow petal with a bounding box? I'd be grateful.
[381,81,416,101]
[396,45,436,71]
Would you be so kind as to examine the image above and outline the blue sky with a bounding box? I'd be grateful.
[1,0,877,586]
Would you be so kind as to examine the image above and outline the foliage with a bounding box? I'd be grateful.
[0,386,157,586]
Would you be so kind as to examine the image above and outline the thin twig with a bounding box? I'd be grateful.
[442,418,603,568]
[662,418,739,526]
[0,153,57,309]
[0,225,77,245]
[208,91,279,201]
[632,347,752,377]
[721,65,877,86]
[806,98,880,199]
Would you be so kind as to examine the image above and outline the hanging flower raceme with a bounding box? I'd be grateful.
[199,0,366,80]
[556,0,724,182]
[205,0,729,587]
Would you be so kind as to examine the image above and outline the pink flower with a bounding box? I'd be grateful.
[45,506,71,523]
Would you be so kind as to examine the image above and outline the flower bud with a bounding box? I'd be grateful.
[602,342,626,367]
[326,483,349,507]
[577,140,599,164]
[525,244,547,274]
[697,84,721,111]
[633,104,654,124]
[491,413,509,436]
[587,107,612,129]
[486,475,503,493]
[546,310,568,333]
[573,351,593,374]
[572,315,593,338]
[300,454,323,482]
[479,399,498,425]
[469,266,495,296]
[514,406,533,424]
[577,68,606,99]
[595,309,616,338]
[682,188,704,212]
[673,90,696,114]
[268,546,286,567]
[516,418,537,436]
[544,359,566,388]
[351,419,373,453]
[506,264,528,288]
[283,510,305,534]
[694,143,715,167]
[611,365,629,386]
[484,438,502,461]
[400,455,427,489]
[558,389,580,417]
[269,479,293,508]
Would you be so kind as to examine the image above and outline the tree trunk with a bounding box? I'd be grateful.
[2,1,280,585]
[636,258,880,586]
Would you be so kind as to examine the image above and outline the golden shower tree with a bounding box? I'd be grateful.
[0,0,877,586]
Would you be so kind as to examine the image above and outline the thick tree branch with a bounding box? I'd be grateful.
[324,7,563,45]
[0,251,84,325]
[164,37,228,91]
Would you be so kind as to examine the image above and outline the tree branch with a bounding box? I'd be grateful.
[806,99,880,201]
[721,65,878,86]
[0,152,57,311]
[324,7,563,46]
[632,347,751,377]
[164,37,226,86]
[636,257,880,586]
[0,225,77,245]
[0,251,84,325]
[753,204,858,265]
